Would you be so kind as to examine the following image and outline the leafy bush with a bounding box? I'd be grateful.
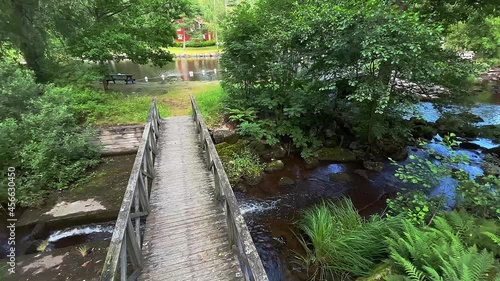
[0,60,41,121]
[0,83,101,206]
[385,217,499,281]
[295,198,403,279]
[224,148,265,184]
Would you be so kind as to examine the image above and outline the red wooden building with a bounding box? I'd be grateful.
[174,18,214,43]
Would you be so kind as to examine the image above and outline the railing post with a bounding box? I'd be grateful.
[120,237,127,281]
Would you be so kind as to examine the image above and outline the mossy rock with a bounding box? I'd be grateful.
[265,160,285,173]
[244,172,264,186]
[215,139,248,162]
[316,147,356,162]
[436,113,480,138]
[480,125,500,143]
[304,157,319,169]
[329,173,351,182]
[278,177,295,187]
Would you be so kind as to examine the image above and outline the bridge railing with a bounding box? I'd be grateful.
[190,95,269,281]
[100,98,161,281]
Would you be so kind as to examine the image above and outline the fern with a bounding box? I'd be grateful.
[386,216,499,281]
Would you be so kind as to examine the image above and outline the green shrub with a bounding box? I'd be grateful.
[0,85,101,207]
[0,60,41,121]
[295,198,403,279]
[172,40,216,48]
[224,148,265,184]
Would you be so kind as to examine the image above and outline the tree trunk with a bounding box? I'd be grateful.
[12,0,48,83]
[183,30,186,50]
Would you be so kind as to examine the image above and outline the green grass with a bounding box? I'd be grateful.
[96,93,170,125]
[166,46,222,55]
[193,84,227,127]
[90,81,225,127]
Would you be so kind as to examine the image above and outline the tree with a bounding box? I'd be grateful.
[0,0,191,83]
[221,0,475,156]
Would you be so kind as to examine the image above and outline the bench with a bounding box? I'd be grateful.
[106,74,135,85]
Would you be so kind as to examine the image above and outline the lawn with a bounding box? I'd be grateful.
[167,46,222,55]
[95,81,226,128]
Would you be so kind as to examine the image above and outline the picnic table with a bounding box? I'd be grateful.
[106,73,135,85]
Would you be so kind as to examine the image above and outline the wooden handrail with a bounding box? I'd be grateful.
[100,98,161,281]
[190,95,269,281]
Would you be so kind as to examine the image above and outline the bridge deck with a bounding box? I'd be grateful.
[139,116,243,281]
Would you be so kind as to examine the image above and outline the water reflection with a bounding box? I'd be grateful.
[106,58,220,82]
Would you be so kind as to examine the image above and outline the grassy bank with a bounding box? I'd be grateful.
[95,81,226,128]
[167,46,222,55]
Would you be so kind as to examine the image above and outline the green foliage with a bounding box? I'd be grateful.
[172,40,216,47]
[385,217,499,281]
[295,198,403,279]
[0,66,101,206]
[0,101,100,206]
[0,60,41,121]
[222,0,476,154]
[224,148,264,184]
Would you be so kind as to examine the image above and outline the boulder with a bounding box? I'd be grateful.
[354,169,370,180]
[216,139,247,161]
[329,173,351,182]
[233,183,247,193]
[264,160,285,173]
[486,145,500,157]
[436,113,480,138]
[244,172,264,186]
[278,177,295,188]
[212,129,239,144]
[480,125,500,143]
[316,147,357,162]
[390,147,409,161]
[363,161,384,172]
[31,222,49,240]
[21,240,42,255]
[457,112,484,123]
[482,154,500,176]
[458,142,482,150]
[304,157,319,170]
[261,145,286,160]
[413,125,437,140]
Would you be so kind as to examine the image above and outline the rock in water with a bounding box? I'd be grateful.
[304,157,319,169]
[244,172,264,186]
[363,161,384,172]
[329,173,351,182]
[316,147,356,162]
[354,169,369,180]
[264,160,285,173]
[278,177,295,187]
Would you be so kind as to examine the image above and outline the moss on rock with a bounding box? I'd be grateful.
[316,147,356,162]
[264,160,285,173]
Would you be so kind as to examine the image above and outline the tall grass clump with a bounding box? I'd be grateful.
[194,84,227,127]
[296,198,402,280]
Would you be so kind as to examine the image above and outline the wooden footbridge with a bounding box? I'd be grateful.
[99,97,268,281]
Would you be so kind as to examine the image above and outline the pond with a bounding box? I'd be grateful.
[106,58,221,82]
